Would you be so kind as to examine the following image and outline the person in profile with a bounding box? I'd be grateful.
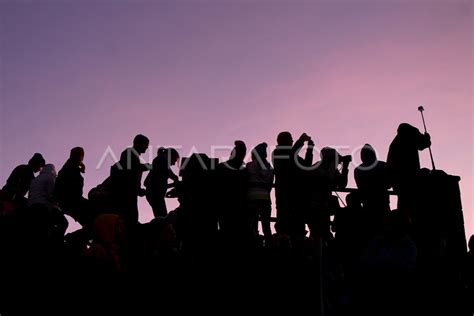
[386,123,431,210]
[332,192,364,281]
[246,142,274,244]
[272,132,313,238]
[55,147,90,225]
[355,144,391,234]
[2,153,45,209]
[217,140,248,247]
[109,134,150,224]
[144,147,180,218]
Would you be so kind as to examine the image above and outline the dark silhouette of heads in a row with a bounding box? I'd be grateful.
[0,124,472,315]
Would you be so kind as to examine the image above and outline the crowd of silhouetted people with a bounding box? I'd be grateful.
[0,123,472,315]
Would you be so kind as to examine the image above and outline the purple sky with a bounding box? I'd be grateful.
[1,0,472,237]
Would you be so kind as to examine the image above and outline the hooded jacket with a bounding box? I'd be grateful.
[28,164,57,209]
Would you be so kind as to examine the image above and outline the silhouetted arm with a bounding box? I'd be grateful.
[418,133,431,151]
[303,139,314,166]
[291,133,309,165]
[168,168,179,182]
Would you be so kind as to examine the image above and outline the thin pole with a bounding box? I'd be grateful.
[418,106,436,170]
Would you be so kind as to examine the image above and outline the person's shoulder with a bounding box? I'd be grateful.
[377,160,387,168]
[14,164,29,172]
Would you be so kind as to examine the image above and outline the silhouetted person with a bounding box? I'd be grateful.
[217,140,249,249]
[28,163,68,239]
[272,132,313,237]
[178,153,219,256]
[387,123,431,210]
[28,164,57,209]
[109,134,150,224]
[310,147,349,238]
[55,147,91,224]
[355,144,391,233]
[246,142,274,243]
[144,147,179,218]
[2,153,45,209]
[332,192,365,307]
[333,192,364,258]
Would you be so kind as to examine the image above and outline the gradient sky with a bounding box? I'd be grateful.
[1,0,472,238]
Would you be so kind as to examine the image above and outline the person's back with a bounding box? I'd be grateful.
[387,123,431,189]
[312,148,349,202]
[55,147,91,224]
[387,123,431,213]
[217,141,248,240]
[355,144,391,231]
[146,155,168,191]
[115,148,144,193]
[144,147,179,218]
[3,165,34,200]
[28,164,57,209]
[108,134,150,224]
[2,153,45,203]
[247,160,274,201]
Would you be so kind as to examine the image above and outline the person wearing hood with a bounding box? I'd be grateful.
[386,123,431,210]
[310,147,349,238]
[355,144,391,234]
[28,163,57,210]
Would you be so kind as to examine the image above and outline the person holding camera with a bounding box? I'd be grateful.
[309,147,350,239]
[272,131,314,239]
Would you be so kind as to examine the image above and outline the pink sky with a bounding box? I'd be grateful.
[1,1,472,238]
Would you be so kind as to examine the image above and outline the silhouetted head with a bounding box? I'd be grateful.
[28,153,46,172]
[360,144,377,165]
[40,164,57,177]
[277,131,293,146]
[70,147,85,165]
[133,134,150,154]
[320,147,338,164]
[397,123,421,140]
[158,147,180,166]
[230,140,247,163]
[468,235,474,253]
[251,142,268,161]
